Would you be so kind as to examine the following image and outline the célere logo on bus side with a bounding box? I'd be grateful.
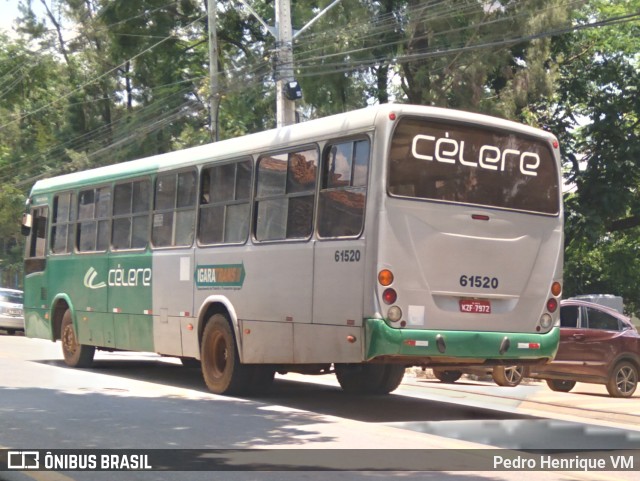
[83,266,152,290]
[82,264,245,290]
[411,132,540,176]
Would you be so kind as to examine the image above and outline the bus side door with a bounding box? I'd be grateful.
[310,138,370,362]
[23,205,50,339]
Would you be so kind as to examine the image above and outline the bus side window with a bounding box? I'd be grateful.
[198,159,251,245]
[255,148,318,241]
[113,179,150,250]
[77,187,111,252]
[51,192,76,254]
[317,138,370,238]
[152,170,196,247]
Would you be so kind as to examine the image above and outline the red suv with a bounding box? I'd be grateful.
[529,299,640,398]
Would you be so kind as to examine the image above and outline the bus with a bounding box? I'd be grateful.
[21,104,563,395]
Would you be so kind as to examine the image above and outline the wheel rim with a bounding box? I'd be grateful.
[504,366,523,384]
[206,331,228,379]
[616,366,637,396]
[62,324,78,356]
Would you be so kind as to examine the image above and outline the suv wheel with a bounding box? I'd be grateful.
[606,361,638,398]
[492,365,525,387]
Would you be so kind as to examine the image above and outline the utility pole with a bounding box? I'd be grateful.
[236,0,342,128]
[207,0,219,141]
[275,0,295,128]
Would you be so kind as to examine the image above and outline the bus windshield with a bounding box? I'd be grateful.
[388,116,560,215]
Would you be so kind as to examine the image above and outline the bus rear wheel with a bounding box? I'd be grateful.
[60,309,95,368]
[201,314,253,395]
[180,357,201,369]
[546,379,576,392]
[335,364,405,394]
[432,368,463,383]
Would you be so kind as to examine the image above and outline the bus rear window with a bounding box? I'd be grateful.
[388,117,559,215]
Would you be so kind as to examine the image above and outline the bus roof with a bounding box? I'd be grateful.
[29,104,556,195]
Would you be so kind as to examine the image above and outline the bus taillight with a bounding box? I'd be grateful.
[378,269,394,286]
[551,282,562,297]
[546,298,558,313]
[383,288,397,305]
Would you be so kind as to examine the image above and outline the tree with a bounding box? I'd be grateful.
[0,185,26,288]
[553,0,640,312]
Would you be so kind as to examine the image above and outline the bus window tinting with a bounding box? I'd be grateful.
[255,148,318,241]
[112,179,151,250]
[318,139,370,238]
[198,159,251,245]
[152,170,196,247]
[51,192,76,254]
[77,187,111,252]
[388,117,559,215]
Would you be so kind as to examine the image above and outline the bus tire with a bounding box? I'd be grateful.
[248,366,276,394]
[60,309,95,368]
[335,364,405,395]
[180,357,201,369]
[376,364,405,394]
[432,368,463,383]
[201,314,252,395]
[546,379,576,392]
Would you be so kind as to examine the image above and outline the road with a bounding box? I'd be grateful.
[1,331,639,481]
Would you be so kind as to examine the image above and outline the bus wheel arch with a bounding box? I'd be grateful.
[51,298,71,341]
[197,301,239,350]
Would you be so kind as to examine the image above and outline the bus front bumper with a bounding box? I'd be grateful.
[365,318,560,363]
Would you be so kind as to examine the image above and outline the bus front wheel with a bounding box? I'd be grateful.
[201,314,253,395]
[60,310,95,368]
[335,364,405,394]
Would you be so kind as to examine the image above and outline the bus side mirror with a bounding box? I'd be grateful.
[21,213,32,236]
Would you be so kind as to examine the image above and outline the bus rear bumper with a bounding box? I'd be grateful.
[364,319,560,364]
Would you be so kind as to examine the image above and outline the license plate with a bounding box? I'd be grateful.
[459,299,491,314]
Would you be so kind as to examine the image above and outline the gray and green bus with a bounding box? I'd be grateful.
[22,104,563,395]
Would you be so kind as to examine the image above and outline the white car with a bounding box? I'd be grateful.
[0,288,24,334]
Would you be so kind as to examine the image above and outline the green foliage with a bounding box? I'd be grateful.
[0,185,26,288]
[554,0,640,311]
